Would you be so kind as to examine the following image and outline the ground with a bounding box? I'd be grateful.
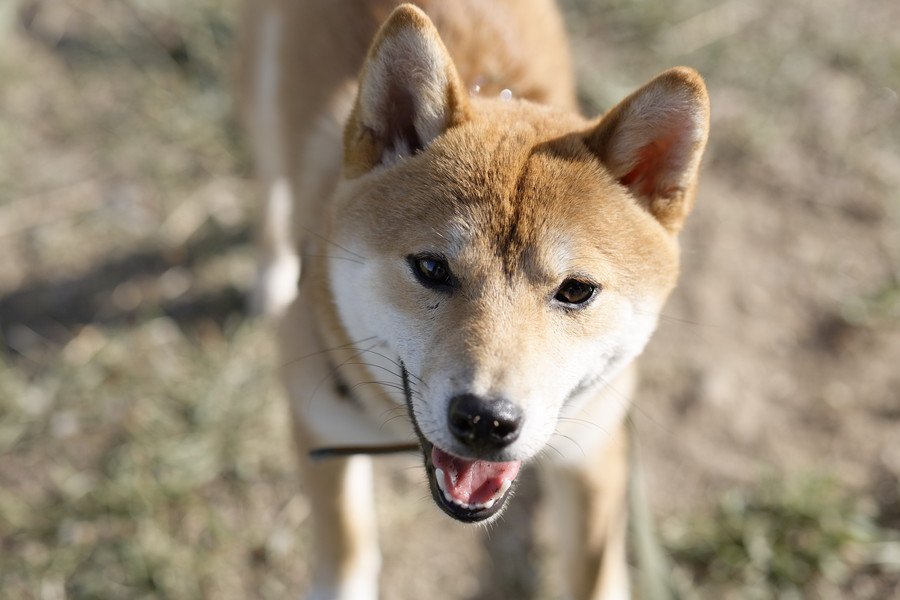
[0,0,898,598]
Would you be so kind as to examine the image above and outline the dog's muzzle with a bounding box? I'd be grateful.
[410,384,524,522]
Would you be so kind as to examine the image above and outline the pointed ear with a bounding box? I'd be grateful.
[586,67,710,232]
[343,4,470,177]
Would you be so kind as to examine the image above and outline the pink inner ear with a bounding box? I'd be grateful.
[618,136,676,199]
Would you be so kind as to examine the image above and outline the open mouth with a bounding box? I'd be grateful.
[399,363,522,522]
[423,440,521,522]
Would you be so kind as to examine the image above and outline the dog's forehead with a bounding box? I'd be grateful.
[350,100,678,290]
[429,113,621,279]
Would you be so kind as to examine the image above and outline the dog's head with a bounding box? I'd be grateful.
[326,5,709,523]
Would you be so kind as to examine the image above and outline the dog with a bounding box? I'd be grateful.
[238,1,709,598]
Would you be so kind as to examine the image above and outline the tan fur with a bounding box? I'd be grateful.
[238,2,708,598]
[543,425,631,599]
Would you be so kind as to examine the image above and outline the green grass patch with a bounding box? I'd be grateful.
[663,475,900,599]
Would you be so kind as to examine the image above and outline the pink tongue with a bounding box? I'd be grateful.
[431,446,521,506]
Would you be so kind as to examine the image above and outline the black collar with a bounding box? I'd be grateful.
[308,357,420,460]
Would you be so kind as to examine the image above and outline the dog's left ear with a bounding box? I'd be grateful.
[586,67,710,232]
[343,4,470,177]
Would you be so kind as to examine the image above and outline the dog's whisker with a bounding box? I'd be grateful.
[349,348,426,385]
[598,373,675,436]
[379,414,412,430]
[376,405,410,419]
[299,225,368,261]
[281,335,378,368]
[351,381,424,408]
[349,379,422,397]
[319,346,427,389]
[557,416,610,435]
[543,442,566,461]
[633,308,718,329]
[595,374,633,405]
[300,253,365,265]
[345,361,406,382]
[551,431,586,459]
[305,341,382,411]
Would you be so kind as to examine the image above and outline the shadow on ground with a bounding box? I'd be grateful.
[0,224,252,360]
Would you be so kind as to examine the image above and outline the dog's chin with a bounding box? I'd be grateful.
[420,439,522,524]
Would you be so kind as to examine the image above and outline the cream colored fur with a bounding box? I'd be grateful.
[238,2,709,598]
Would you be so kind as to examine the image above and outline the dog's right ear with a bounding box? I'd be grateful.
[343,4,470,177]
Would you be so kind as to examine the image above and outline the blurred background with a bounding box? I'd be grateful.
[0,0,897,598]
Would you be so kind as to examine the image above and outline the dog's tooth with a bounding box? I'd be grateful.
[483,498,495,509]
[499,479,512,496]
[436,470,457,506]
[449,468,458,486]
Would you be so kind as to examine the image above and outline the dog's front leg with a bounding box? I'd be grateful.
[543,424,630,600]
[294,429,380,600]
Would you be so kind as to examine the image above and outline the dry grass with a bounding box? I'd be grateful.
[0,0,898,598]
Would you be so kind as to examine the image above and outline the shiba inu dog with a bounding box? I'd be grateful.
[238,1,709,598]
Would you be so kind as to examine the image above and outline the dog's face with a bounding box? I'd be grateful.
[326,6,708,523]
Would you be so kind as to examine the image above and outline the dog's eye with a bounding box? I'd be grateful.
[409,255,453,288]
[554,278,597,306]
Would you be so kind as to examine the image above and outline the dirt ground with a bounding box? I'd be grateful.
[0,0,898,598]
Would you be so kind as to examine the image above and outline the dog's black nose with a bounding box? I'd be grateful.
[448,394,523,453]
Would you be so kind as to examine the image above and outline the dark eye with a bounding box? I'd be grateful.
[554,278,597,306]
[409,255,453,288]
